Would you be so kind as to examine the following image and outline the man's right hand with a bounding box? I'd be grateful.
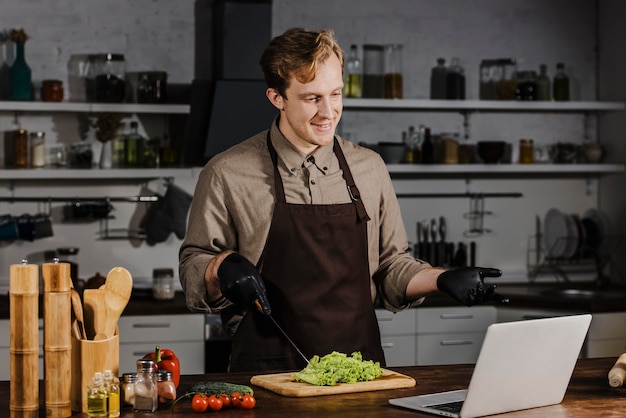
[218,253,272,315]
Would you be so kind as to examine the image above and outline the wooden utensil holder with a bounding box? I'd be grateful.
[70,333,119,413]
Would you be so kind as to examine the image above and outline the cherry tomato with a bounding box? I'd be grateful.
[220,393,232,409]
[207,394,223,411]
[191,393,209,413]
[230,391,243,408]
[240,394,256,409]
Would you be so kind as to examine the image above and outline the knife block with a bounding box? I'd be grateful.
[70,333,119,413]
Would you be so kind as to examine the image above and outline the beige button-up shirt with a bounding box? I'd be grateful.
[179,120,429,315]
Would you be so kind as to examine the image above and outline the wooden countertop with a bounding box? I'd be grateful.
[2,358,624,417]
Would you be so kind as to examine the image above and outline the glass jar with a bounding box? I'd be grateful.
[30,131,46,168]
[41,79,64,102]
[383,44,403,99]
[137,71,168,103]
[362,44,384,98]
[121,372,137,407]
[152,268,175,300]
[156,370,177,405]
[92,53,126,103]
[515,70,538,101]
[494,58,518,100]
[68,142,93,168]
[134,359,157,413]
[519,139,534,164]
[13,129,29,168]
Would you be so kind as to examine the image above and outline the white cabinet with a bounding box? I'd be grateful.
[376,309,417,367]
[0,319,44,381]
[586,312,626,358]
[416,306,497,365]
[117,314,204,375]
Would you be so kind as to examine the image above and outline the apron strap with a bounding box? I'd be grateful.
[266,132,287,204]
[333,138,370,222]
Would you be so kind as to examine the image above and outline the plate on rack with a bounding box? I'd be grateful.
[582,208,611,253]
[543,208,577,258]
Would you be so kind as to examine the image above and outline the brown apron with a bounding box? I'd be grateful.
[228,133,385,372]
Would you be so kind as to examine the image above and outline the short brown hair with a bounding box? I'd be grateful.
[259,27,345,97]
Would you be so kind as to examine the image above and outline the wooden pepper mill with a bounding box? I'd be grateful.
[42,260,72,417]
[9,261,39,418]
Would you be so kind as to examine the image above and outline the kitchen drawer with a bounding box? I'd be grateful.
[496,307,573,323]
[417,332,486,365]
[381,335,416,367]
[376,309,416,336]
[417,306,496,334]
[585,338,626,358]
[118,314,204,343]
[119,341,205,375]
[588,312,626,339]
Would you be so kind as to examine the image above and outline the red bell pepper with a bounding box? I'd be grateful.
[144,345,180,388]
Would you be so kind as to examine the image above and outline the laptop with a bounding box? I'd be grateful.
[389,314,592,418]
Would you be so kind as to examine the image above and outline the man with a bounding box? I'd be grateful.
[179,27,504,372]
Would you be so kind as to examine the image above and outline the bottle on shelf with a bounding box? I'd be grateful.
[536,64,551,101]
[124,121,145,168]
[421,126,434,164]
[430,58,447,99]
[87,372,108,418]
[344,44,362,98]
[103,370,120,418]
[446,58,466,100]
[552,62,570,101]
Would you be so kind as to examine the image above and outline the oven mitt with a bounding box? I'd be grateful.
[163,183,193,239]
[218,253,272,316]
[437,267,508,306]
[139,192,170,244]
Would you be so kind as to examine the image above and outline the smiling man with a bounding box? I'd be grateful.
[179,27,503,372]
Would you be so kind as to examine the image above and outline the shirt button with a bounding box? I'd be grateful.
[323,166,328,171]
[311,180,316,185]
[290,167,296,173]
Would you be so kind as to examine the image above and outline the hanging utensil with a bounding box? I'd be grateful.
[430,218,438,265]
[438,216,447,267]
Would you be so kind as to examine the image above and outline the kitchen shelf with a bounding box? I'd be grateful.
[386,163,625,176]
[343,99,625,112]
[0,168,195,181]
[0,101,190,114]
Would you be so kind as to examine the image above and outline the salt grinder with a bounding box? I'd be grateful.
[9,260,39,418]
[43,259,72,417]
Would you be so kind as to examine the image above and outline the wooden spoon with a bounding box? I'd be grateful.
[70,287,87,340]
[102,267,133,338]
[83,288,107,340]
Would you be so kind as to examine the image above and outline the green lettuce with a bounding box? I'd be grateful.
[293,351,384,386]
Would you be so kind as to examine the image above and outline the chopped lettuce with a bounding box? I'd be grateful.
[293,351,384,386]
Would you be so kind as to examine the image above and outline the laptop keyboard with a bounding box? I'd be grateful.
[427,400,464,413]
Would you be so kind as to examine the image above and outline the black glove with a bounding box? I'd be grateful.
[218,253,272,315]
[437,267,508,307]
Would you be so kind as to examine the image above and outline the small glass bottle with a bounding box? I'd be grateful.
[430,58,447,99]
[157,370,177,405]
[536,64,551,101]
[13,129,29,168]
[120,372,137,407]
[124,121,145,168]
[87,372,108,418]
[134,359,158,413]
[553,62,570,101]
[446,58,466,100]
[103,370,120,418]
[519,139,534,164]
[383,44,403,99]
[344,44,362,98]
[421,127,434,164]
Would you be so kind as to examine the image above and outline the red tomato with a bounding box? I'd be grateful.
[207,394,223,412]
[240,394,256,410]
[191,393,209,413]
[220,394,232,408]
[230,391,243,408]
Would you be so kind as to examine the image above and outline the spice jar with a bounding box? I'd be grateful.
[519,139,534,164]
[30,131,46,168]
[137,71,168,103]
[92,53,126,103]
[157,370,177,405]
[152,268,175,300]
[13,129,29,168]
[134,359,158,413]
[121,372,137,407]
[41,79,64,102]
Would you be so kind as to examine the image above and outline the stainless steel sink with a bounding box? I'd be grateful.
[540,288,626,300]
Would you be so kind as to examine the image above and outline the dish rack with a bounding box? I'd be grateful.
[526,232,622,285]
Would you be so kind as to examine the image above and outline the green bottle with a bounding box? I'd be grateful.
[552,62,570,101]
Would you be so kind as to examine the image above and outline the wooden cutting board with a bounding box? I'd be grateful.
[250,368,416,397]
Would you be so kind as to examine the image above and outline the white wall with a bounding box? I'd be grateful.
[0,0,618,288]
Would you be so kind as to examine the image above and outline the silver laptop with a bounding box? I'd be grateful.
[389,314,592,418]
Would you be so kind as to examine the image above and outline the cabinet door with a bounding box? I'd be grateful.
[119,341,205,375]
[588,312,626,339]
[417,332,486,365]
[376,309,416,336]
[586,338,626,358]
[118,314,204,343]
[417,306,496,333]
[381,335,417,367]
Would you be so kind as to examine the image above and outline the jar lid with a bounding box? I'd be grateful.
[137,359,155,372]
[122,372,138,383]
[153,268,174,279]
[104,53,125,61]
[157,370,173,381]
